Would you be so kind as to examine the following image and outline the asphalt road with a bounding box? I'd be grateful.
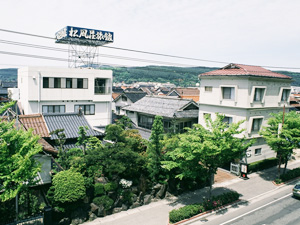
[189,181,300,225]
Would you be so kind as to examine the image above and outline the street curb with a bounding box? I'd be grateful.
[272,175,300,186]
[167,199,241,225]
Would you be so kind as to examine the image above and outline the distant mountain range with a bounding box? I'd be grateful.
[1,66,300,87]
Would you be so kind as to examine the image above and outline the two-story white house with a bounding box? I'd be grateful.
[18,67,112,128]
[198,63,292,163]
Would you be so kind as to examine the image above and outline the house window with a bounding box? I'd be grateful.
[95,78,106,94]
[66,78,72,88]
[222,87,235,100]
[205,86,212,92]
[122,95,128,102]
[254,88,265,102]
[138,115,154,129]
[281,89,290,102]
[42,105,65,113]
[251,118,263,132]
[74,105,95,115]
[255,148,262,155]
[223,116,233,124]
[43,77,49,88]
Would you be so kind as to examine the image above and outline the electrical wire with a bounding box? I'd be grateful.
[1,28,300,70]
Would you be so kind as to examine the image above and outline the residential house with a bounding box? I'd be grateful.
[43,112,103,150]
[124,95,199,139]
[18,67,112,128]
[113,90,147,115]
[198,63,292,163]
[167,87,200,102]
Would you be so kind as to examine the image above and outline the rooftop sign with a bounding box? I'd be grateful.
[55,26,114,46]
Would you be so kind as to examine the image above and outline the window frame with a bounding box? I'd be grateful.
[279,88,291,102]
[43,77,49,88]
[255,148,262,155]
[205,86,212,92]
[94,78,107,94]
[74,104,95,115]
[249,117,264,133]
[250,86,267,103]
[42,105,65,114]
[220,85,237,102]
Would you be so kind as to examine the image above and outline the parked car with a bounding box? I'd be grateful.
[293,182,300,198]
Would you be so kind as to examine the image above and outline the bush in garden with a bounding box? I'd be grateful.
[52,169,86,203]
[169,191,240,224]
[94,183,105,196]
[104,182,118,192]
[93,196,114,210]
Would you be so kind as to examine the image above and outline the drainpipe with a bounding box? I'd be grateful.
[38,72,41,113]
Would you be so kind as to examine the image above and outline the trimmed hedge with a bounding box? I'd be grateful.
[248,157,278,173]
[93,196,114,210]
[169,191,240,224]
[280,167,300,182]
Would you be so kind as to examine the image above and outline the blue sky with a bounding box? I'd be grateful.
[1,0,300,71]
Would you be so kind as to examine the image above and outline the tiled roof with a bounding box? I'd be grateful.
[125,92,147,103]
[123,96,199,118]
[167,88,200,101]
[199,63,291,79]
[112,92,121,100]
[43,113,102,140]
[19,114,50,137]
[1,81,17,88]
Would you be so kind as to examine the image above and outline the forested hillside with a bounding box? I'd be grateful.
[1,66,300,87]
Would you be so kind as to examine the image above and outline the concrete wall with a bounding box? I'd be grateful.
[18,67,112,127]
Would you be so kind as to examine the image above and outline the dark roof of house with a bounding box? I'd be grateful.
[43,112,102,140]
[125,92,147,103]
[114,91,147,103]
[199,63,291,79]
[123,96,199,118]
[0,87,8,95]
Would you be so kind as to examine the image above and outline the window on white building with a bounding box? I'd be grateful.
[54,78,61,88]
[255,148,262,155]
[222,87,235,100]
[205,86,212,92]
[43,77,49,88]
[122,95,128,102]
[251,118,263,132]
[95,78,107,94]
[281,89,291,102]
[254,88,265,102]
[66,78,72,88]
[222,116,233,124]
[74,105,95,115]
[42,105,65,113]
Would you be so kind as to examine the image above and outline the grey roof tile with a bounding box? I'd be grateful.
[123,96,199,118]
[43,112,102,140]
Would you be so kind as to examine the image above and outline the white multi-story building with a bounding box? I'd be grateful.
[198,63,292,163]
[18,67,112,128]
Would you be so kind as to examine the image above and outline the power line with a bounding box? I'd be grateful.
[1,28,300,70]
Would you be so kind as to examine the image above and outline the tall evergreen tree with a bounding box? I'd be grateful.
[147,116,164,181]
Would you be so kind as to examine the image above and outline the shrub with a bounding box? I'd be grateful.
[104,182,118,192]
[94,183,105,196]
[248,158,278,173]
[280,167,300,182]
[93,196,114,210]
[52,169,86,203]
[169,191,239,224]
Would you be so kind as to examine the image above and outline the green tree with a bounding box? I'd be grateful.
[50,129,67,169]
[51,169,86,203]
[0,121,42,201]
[162,114,253,197]
[147,116,164,181]
[0,101,15,114]
[260,111,300,177]
[77,126,89,155]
